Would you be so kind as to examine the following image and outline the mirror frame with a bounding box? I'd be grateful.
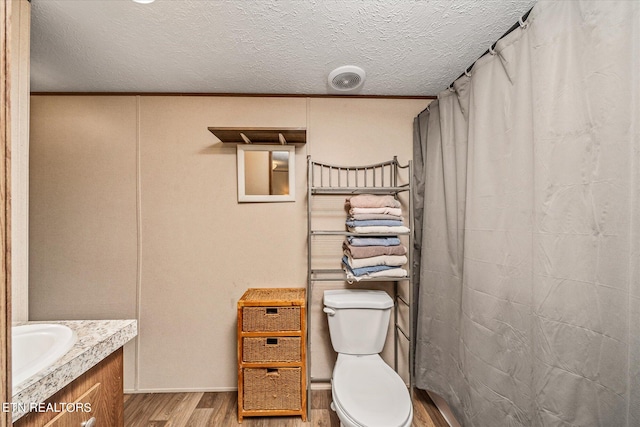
[237,144,296,202]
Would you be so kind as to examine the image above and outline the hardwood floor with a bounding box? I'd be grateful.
[124,389,449,427]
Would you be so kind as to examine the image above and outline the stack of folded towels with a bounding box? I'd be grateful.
[342,194,409,281]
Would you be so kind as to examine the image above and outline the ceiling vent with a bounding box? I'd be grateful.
[328,66,366,93]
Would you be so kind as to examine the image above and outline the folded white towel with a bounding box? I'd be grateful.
[347,194,401,209]
[348,225,410,234]
[344,252,408,269]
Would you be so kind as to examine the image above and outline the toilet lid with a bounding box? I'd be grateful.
[333,355,411,427]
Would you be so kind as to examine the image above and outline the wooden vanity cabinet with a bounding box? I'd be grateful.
[14,348,124,427]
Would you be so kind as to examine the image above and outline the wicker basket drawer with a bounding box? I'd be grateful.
[243,367,302,411]
[243,337,301,363]
[242,306,301,332]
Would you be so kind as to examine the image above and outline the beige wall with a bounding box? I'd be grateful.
[10,0,30,323]
[306,98,423,384]
[29,96,139,387]
[29,95,428,392]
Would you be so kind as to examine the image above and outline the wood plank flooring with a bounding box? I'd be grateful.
[124,389,449,427]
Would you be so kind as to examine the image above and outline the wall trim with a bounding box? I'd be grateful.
[125,386,238,394]
[125,384,332,394]
[1,0,12,423]
[30,92,437,100]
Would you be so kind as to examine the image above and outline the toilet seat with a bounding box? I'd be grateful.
[332,354,412,427]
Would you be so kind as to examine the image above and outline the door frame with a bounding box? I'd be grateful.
[1,0,13,424]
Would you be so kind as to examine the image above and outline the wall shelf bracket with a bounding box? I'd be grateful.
[208,127,306,146]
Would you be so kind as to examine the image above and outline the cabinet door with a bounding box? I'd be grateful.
[44,383,101,427]
[14,348,123,427]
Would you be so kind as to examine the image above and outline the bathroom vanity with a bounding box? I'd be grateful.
[12,320,137,426]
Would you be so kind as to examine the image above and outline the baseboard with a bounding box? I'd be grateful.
[125,386,237,394]
[309,383,332,391]
[125,384,334,394]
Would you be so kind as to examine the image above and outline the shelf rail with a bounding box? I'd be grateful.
[309,157,410,193]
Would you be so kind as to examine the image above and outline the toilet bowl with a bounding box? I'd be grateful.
[324,289,413,427]
[331,354,413,427]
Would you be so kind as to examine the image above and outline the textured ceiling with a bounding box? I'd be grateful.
[30,0,537,96]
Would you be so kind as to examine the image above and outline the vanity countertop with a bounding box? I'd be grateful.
[11,319,137,422]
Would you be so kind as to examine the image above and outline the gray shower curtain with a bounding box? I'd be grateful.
[413,2,639,426]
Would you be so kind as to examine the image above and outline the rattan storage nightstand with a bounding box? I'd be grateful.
[237,288,307,423]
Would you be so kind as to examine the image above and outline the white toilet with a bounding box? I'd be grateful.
[324,289,413,427]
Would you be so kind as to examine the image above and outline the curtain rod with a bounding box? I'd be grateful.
[448,6,534,89]
[418,6,534,117]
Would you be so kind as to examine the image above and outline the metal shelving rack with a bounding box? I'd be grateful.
[306,156,414,418]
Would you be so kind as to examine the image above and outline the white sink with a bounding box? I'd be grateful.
[12,324,77,392]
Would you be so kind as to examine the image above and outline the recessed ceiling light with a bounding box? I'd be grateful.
[132,0,155,4]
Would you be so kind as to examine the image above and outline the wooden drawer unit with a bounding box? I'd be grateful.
[237,288,307,423]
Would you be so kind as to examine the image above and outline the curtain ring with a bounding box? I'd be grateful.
[448,85,455,92]
[489,44,497,55]
[519,15,528,29]
[464,67,472,77]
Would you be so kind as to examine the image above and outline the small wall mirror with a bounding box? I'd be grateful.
[237,145,295,202]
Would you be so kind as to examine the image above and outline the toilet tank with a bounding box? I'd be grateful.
[323,290,393,355]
